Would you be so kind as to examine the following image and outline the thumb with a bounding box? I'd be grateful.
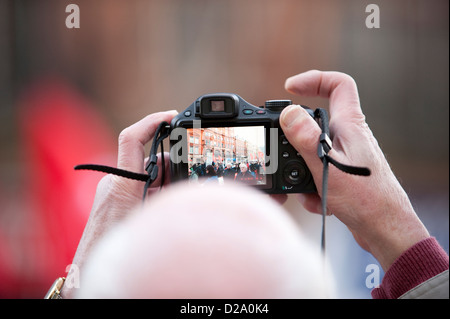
[280,105,323,181]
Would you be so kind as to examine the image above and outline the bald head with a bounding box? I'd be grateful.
[76,182,333,298]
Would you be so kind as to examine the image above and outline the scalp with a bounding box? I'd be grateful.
[77,182,332,298]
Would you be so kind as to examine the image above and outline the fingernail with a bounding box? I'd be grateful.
[280,105,304,128]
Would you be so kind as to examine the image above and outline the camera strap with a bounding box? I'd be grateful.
[74,121,171,200]
[313,108,371,254]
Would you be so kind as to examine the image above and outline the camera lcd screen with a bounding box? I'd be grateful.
[211,100,225,112]
[187,126,267,186]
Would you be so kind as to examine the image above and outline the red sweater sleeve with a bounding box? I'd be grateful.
[371,237,449,299]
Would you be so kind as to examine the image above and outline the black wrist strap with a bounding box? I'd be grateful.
[75,121,171,200]
[313,108,371,255]
[74,164,150,182]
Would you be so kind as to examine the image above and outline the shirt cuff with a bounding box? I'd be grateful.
[371,237,449,299]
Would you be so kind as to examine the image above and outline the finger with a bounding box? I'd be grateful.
[269,194,288,205]
[117,110,178,173]
[297,193,321,214]
[297,193,332,216]
[279,104,323,184]
[285,70,364,122]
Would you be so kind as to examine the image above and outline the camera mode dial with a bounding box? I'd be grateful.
[265,100,292,112]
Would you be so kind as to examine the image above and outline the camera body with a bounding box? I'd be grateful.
[169,93,316,194]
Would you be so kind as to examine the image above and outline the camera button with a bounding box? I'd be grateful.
[290,169,299,178]
[256,110,266,115]
[184,111,192,117]
[282,151,290,158]
[242,109,253,115]
[281,135,289,145]
[283,162,306,186]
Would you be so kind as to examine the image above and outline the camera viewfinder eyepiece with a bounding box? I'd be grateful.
[199,93,239,119]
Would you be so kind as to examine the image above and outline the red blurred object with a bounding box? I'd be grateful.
[3,77,116,298]
[0,225,20,298]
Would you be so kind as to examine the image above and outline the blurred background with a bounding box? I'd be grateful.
[0,0,448,298]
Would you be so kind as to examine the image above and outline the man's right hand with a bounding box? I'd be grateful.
[279,70,429,271]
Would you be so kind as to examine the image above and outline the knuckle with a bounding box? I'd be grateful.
[118,127,133,146]
[332,71,356,85]
[341,72,356,85]
[329,71,358,93]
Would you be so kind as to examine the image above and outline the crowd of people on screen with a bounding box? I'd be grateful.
[188,161,264,185]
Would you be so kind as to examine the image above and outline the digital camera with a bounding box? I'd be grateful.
[169,93,316,194]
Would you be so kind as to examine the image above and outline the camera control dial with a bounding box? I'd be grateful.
[265,100,292,112]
